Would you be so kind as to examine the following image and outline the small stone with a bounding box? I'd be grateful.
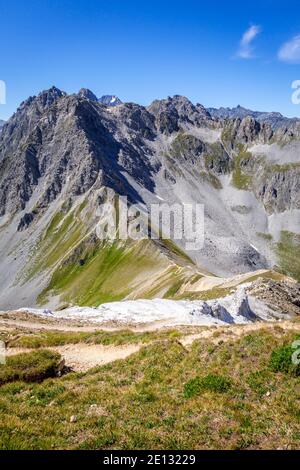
[87,404,108,417]
[265,391,271,397]
[70,415,77,423]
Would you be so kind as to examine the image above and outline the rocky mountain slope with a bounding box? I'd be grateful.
[0,87,299,310]
[0,120,4,130]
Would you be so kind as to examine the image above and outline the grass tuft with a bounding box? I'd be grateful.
[0,350,62,385]
[184,374,232,398]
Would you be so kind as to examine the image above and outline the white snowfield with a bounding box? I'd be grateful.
[15,286,283,327]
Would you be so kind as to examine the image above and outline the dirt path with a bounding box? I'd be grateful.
[6,343,142,372]
[180,321,300,347]
[2,313,300,372]
[55,343,142,372]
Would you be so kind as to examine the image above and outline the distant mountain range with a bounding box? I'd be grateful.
[208,104,300,129]
[2,96,299,130]
[0,87,299,310]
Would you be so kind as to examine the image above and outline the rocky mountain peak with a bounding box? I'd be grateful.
[77,91,122,106]
[147,95,211,135]
[78,88,98,101]
[98,95,122,106]
[16,86,66,116]
[35,86,66,109]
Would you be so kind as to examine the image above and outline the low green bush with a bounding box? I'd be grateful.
[269,342,300,377]
[184,374,232,398]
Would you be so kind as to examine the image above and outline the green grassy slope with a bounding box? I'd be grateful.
[0,326,299,449]
[25,198,198,307]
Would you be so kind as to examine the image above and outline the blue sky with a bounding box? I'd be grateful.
[1,0,300,120]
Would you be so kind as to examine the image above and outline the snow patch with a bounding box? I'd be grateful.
[14,286,277,327]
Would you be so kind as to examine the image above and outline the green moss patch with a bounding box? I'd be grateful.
[231,146,253,190]
[184,374,232,398]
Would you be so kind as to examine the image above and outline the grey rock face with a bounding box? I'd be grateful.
[254,166,300,213]
[113,102,156,139]
[98,95,122,106]
[17,212,37,231]
[0,88,158,220]
[209,303,234,323]
[0,90,96,216]
[147,95,211,135]
[222,117,264,147]
[236,116,261,143]
[236,296,258,321]
[78,88,98,101]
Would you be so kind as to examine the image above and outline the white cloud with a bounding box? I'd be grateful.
[278,35,300,63]
[236,25,261,59]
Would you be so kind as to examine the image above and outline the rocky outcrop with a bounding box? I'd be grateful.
[147,95,211,135]
[248,279,300,317]
[254,165,300,213]
[78,88,98,101]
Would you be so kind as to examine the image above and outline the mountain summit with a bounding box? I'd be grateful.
[78,89,122,106]
[78,88,98,101]
[98,95,122,106]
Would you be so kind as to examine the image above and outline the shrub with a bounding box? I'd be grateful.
[269,343,300,377]
[184,374,232,398]
[0,350,62,385]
